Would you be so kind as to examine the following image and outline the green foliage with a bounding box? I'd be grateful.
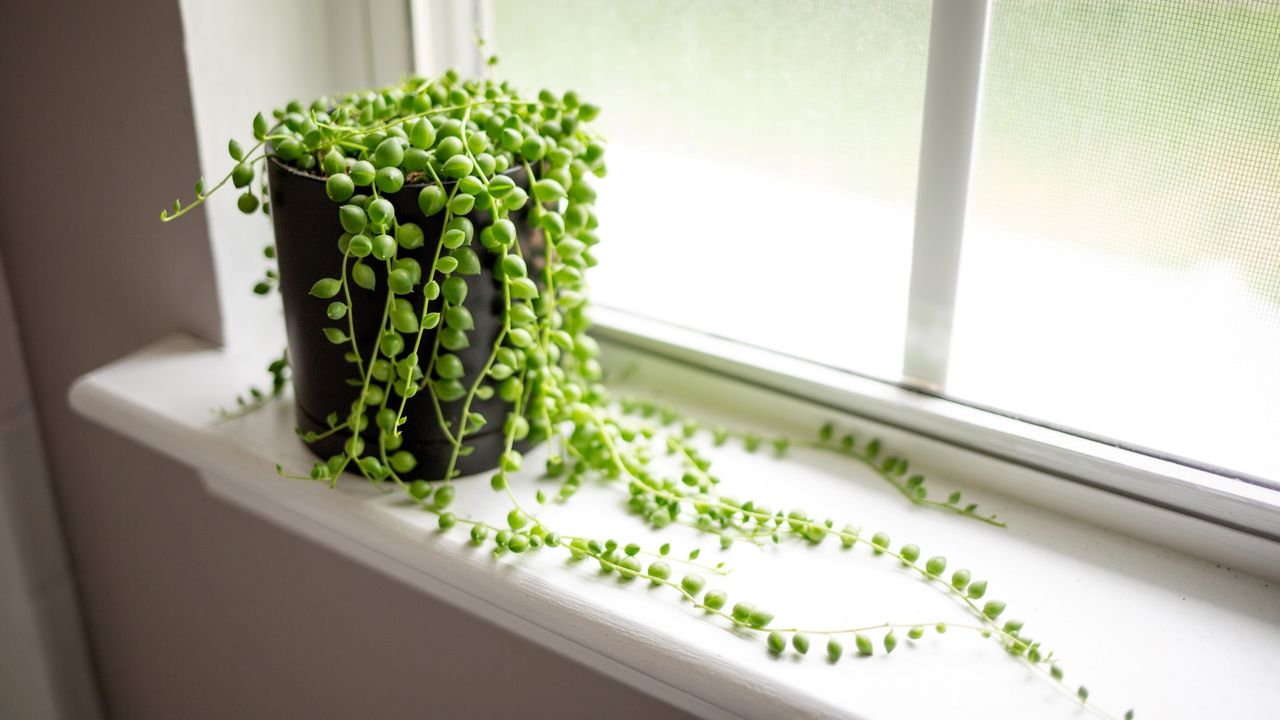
[163,67,1122,720]
[826,638,843,662]
[855,633,874,656]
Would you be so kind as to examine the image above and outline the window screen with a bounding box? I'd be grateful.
[491,0,932,378]
[950,0,1280,479]
[489,0,1280,483]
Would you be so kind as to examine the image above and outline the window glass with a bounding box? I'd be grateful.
[951,0,1280,479]
[491,0,932,378]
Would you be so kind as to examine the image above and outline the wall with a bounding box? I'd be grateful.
[0,246,100,719]
[0,0,688,717]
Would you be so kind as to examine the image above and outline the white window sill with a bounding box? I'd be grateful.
[70,334,1280,719]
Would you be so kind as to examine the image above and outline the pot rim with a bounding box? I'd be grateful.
[266,153,523,190]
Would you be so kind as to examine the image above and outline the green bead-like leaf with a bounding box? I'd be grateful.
[433,378,465,402]
[925,556,947,576]
[232,163,254,188]
[431,485,454,509]
[449,193,475,215]
[532,179,567,202]
[442,276,468,305]
[395,258,422,286]
[508,277,539,300]
[616,556,641,579]
[452,247,482,276]
[389,450,416,474]
[826,638,843,662]
[321,147,345,176]
[501,254,527,278]
[767,631,786,655]
[339,205,367,233]
[680,574,706,596]
[275,138,302,161]
[900,544,920,563]
[310,278,341,299]
[488,174,516,197]
[351,262,376,290]
[237,192,259,214]
[350,161,376,186]
[507,328,533,348]
[442,228,466,250]
[442,154,473,179]
[440,328,469,351]
[391,308,418,334]
[408,480,430,500]
[397,222,424,249]
[410,118,436,149]
[792,633,810,655]
[435,256,459,275]
[418,185,447,216]
[388,268,414,295]
[326,174,354,202]
[445,305,473,330]
[375,166,405,194]
[380,332,404,357]
[373,137,404,168]
[436,353,464,380]
[367,198,395,228]
[372,234,397,261]
[348,234,373,258]
[855,633,873,656]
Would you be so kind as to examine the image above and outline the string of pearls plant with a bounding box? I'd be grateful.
[163,68,1131,720]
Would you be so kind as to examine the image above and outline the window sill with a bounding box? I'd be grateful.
[70,334,1280,719]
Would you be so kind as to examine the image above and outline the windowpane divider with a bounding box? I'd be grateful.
[902,0,992,390]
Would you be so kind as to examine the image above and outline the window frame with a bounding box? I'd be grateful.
[593,307,1280,542]
[412,0,1280,542]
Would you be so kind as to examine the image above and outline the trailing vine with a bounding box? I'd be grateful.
[615,396,1006,527]
[215,349,289,421]
[163,68,1131,719]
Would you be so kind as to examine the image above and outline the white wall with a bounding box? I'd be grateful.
[178,0,412,358]
[0,250,100,719]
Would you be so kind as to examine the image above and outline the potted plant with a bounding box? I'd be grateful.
[167,70,604,483]
[162,69,1129,719]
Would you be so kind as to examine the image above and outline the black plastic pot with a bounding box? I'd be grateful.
[266,158,539,479]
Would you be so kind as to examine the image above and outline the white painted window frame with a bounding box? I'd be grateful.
[404,0,1280,543]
